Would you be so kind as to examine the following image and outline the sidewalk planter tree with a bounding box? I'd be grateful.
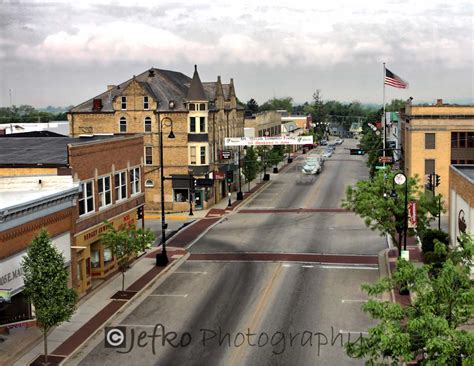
[22,229,77,365]
[346,234,474,365]
[242,146,258,191]
[342,170,439,255]
[100,222,155,291]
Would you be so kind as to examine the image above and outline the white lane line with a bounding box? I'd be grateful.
[302,265,314,268]
[149,294,188,298]
[174,271,208,274]
[282,264,292,267]
[319,265,378,270]
[341,299,368,303]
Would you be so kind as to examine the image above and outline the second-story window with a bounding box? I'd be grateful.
[119,117,127,133]
[190,146,197,164]
[114,171,127,201]
[200,117,206,132]
[200,146,206,164]
[130,167,140,195]
[425,133,435,149]
[98,176,111,208]
[121,96,127,110]
[190,117,196,133]
[79,181,94,216]
[145,146,153,165]
[144,96,149,110]
[144,117,152,132]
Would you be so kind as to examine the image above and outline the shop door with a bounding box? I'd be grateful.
[195,190,203,209]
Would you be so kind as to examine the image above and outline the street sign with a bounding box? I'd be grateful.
[224,136,313,146]
[195,179,214,187]
[378,156,393,163]
[214,172,225,180]
[220,151,232,159]
[408,201,417,228]
[375,165,388,170]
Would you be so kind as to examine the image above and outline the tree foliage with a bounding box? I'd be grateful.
[259,97,293,112]
[0,105,70,122]
[342,170,439,251]
[22,229,77,364]
[346,234,474,365]
[242,146,259,183]
[99,222,155,291]
[245,98,259,113]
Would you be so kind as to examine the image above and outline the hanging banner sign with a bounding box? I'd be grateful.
[408,201,417,228]
[224,136,313,146]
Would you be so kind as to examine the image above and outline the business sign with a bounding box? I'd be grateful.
[378,156,393,163]
[214,172,225,180]
[196,179,214,187]
[224,136,313,147]
[408,201,417,228]
[220,151,232,159]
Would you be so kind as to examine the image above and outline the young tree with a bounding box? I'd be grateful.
[346,234,474,365]
[22,229,77,365]
[245,98,259,113]
[342,170,439,253]
[99,222,155,291]
[242,146,258,190]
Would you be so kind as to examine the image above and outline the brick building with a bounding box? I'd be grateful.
[0,135,145,295]
[68,66,245,211]
[0,176,79,330]
[400,100,474,208]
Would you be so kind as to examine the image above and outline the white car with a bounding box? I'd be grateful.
[335,138,344,145]
[302,162,321,175]
[306,156,324,168]
[322,150,332,159]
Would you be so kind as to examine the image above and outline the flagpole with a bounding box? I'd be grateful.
[382,62,386,167]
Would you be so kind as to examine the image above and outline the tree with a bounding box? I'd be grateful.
[246,98,259,113]
[22,229,77,365]
[311,90,326,123]
[358,127,383,178]
[99,222,155,291]
[342,170,439,253]
[242,146,258,190]
[346,234,474,365]
[259,97,293,112]
[385,98,406,112]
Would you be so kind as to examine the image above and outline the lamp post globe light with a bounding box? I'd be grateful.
[156,116,175,267]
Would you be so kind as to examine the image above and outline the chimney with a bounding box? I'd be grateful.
[436,99,443,106]
[107,85,116,91]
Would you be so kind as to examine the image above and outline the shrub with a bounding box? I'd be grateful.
[421,229,449,253]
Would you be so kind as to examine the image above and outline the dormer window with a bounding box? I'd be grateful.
[199,103,206,111]
[121,96,127,110]
[144,96,149,110]
[189,103,195,111]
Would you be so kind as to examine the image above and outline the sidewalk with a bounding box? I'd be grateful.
[4,247,186,366]
[3,152,302,365]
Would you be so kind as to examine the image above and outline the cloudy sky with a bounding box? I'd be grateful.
[1,0,473,108]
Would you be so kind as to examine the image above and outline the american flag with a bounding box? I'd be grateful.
[384,68,409,89]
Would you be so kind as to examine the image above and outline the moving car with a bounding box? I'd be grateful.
[302,160,321,175]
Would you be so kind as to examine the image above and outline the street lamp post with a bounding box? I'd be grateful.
[393,172,408,253]
[156,116,175,267]
[188,171,194,216]
[237,146,243,200]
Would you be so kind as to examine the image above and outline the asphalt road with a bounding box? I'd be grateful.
[70,138,386,366]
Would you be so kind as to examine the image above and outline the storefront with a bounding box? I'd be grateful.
[0,233,71,329]
[73,209,138,294]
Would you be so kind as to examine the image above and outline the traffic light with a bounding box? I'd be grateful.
[425,174,433,191]
[137,206,144,220]
[349,149,365,155]
[435,174,440,187]
[226,171,233,184]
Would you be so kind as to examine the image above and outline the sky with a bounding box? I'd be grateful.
[0,0,473,108]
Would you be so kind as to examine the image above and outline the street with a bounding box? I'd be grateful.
[69,139,387,366]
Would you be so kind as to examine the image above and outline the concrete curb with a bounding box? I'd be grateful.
[59,251,190,366]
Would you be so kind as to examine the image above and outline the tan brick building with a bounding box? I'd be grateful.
[0,135,145,295]
[400,100,474,208]
[68,66,245,211]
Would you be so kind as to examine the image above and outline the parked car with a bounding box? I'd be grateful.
[322,150,332,158]
[327,143,336,150]
[319,139,328,146]
[335,138,344,145]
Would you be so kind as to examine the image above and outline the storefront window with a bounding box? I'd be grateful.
[91,250,100,268]
[174,188,189,202]
[104,247,113,266]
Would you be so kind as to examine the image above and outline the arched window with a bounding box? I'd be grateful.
[145,179,154,187]
[119,117,127,133]
[144,117,152,132]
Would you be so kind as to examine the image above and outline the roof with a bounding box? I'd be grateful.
[0,175,79,212]
[186,65,207,101]
[452,164,474,183]
[0,136,119,167]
